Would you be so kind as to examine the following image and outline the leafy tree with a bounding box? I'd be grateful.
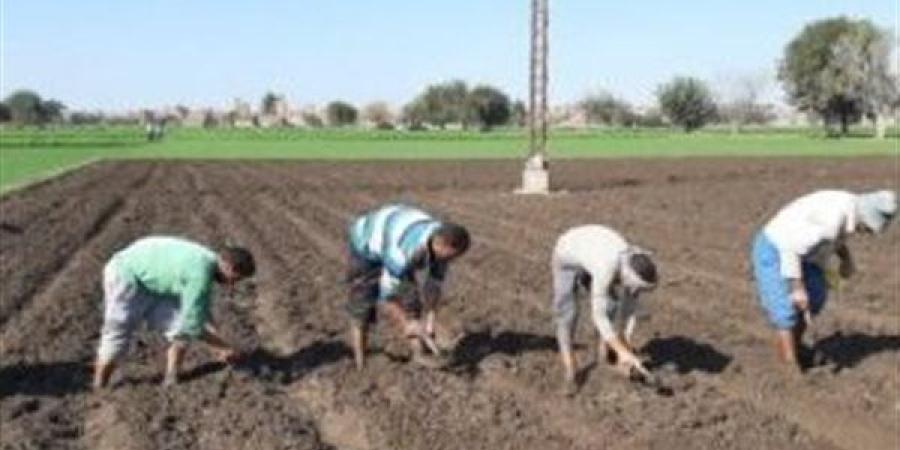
[40,100,66,123]
[202,110,219,129]
[466,85,511,131]
[261,91,281,116]
[302,111,324,128]
[778,17,896,136]
[636,108,666,128]
[0,102,11,122]
[325,101,358,126]
[716,73,774,132]
[401,98,429,129]
[656,77,717,132]
[69,111,104,125]
[510,100,527,127]
[578,91,636,126]
[175,105,191,119]
[407,80,469,129]
[362,101,393,126]
[5,90,45,124]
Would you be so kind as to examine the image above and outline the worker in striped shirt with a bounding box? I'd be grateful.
[751,190,896,374]
[551,225,659,390]
[346,204,470,370]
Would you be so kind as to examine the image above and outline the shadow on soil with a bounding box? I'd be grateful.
[182,339,352,384]
[450,330,558,374]
[815,332,900,373]
[0,361,90,398]
[641,335,732,374]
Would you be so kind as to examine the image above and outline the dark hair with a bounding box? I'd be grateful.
[434,222,470,254]
[629,253,657,285]
[220,246,256,278]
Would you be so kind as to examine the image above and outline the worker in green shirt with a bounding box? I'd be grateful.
[93,236,256,389]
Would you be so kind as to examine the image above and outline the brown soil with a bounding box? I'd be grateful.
[1,158,897,450]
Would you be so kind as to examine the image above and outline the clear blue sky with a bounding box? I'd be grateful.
[2,1,895,112]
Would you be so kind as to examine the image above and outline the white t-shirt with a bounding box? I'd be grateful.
[553,225,635,340]
[763,190,857,279]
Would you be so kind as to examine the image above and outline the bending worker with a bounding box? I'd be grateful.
[346,204,470,370]
[551,225,659,389]
[751,189,896,374]
[93,236,255,389]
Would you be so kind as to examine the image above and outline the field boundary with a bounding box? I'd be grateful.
[0,157,102,197]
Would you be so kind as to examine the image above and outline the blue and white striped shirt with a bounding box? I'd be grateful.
[349,204,445,299]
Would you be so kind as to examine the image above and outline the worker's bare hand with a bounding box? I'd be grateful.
[790,287,809,311]
[403,320,426,338]
[615,350,644,377]
[214,348,241,365]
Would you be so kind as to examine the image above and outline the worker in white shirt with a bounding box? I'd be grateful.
[551,225,659,389]
[751,190,896,373]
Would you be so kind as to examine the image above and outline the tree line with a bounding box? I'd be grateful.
[2,17,895,137]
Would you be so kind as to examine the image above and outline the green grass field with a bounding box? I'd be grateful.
[1,126,896,192]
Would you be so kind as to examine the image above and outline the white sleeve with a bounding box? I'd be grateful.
[778,223,826,279]
[588,267,617,340]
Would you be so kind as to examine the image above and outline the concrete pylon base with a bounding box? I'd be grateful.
[515,154,550,195]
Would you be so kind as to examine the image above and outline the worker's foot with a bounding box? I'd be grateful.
[561,379,579,397]
[782,362,804,381]
[162,372,179,387]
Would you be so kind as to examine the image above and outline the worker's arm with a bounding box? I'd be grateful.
[777,227,824,312]
[616,291,640,348]
[590,269,641,369]
[172,274,212,340]
[421,261,447,336]
[200,321,239,363]
[378,269,423,336]
[835,242,855,279]
[379,298,424,337]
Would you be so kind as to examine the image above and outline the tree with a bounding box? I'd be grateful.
[175,105,191,120]
[202,110,219,128]
[302,111,324,128]
[362,101,393,126]
[778,17,896,136]
[578,91,636,126]
[407,80,469,129]
[5,90,45,124]
[325,101,358,126]
[466,85,511,131]
[40,100,66,123]
[0,103,10,122]
[261,92,282,116]
[656,77,717,132]
[69,111,104,125]
[510,100,528,127]
[829,28,898,138]
[401,98,429,129]
[716,73,774,132]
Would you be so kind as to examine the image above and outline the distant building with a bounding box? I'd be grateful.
[770,105,814,128]
[551,104,588,128]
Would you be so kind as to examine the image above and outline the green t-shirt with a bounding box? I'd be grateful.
[111,236,217,339]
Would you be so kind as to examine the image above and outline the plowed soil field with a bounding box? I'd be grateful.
[1,158,897,450]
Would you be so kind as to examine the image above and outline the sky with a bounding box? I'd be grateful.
[1,1,896,112]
